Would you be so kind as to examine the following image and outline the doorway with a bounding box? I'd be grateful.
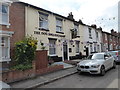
[63,41,68,60]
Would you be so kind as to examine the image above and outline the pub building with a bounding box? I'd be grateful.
[1,1,120,66]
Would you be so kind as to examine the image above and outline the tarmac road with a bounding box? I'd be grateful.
[37,65,119,88]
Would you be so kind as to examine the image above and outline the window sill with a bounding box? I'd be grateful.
[56,31,64,34]
[49,54,57,56]
[76,52,79,54]
[76,36,80,38]
[89,37,92,39]
[0,58,11,62]
[39,28,49,31]
[0,23,10,26]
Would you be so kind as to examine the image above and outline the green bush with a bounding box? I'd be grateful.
[12,36,38,70]
[11,64,32,71]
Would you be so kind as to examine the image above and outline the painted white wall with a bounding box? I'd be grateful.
[83,26,102,55]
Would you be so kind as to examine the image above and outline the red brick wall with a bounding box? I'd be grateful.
[2,2,25,56]
[35,50,48,70]
[1,65,63,83]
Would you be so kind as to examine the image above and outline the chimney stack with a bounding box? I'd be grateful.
[67,12,74,21]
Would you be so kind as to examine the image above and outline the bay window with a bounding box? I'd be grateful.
[0,36,10,62]
[0,31,14,62]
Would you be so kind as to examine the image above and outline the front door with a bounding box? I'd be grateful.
[63,41,68,60]
[86,47,89,57]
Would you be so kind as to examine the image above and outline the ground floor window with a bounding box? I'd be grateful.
[0,36,10,62]
[76,41,79,53]
[90,44,93,53]
[97,45,100,52]
[94,43,96,52]
[49,39,56,55]
[110,44,113,50]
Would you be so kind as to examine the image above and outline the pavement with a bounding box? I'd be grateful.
[9,60,81,89]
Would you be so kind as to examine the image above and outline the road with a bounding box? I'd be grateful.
[37,65,119,88]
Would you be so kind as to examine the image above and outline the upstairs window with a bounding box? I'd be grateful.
[0,4,9,25]
[71,24,79,39]
[74,24,79,35]
[105,34,107,40]
[39,12,48,30]
[110,35,112,42]
[56,18,62,32]
[96,32,98,39]
[89,28,92,39]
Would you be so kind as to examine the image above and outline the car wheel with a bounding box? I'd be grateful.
[112,62,116,69]
[100,66,105,76]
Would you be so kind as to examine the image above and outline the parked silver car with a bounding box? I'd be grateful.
[108,51,120,63]
[77,52,116,76]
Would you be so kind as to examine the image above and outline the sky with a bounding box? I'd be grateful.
[19,0,119,33]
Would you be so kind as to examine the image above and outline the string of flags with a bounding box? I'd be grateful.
[39,39,90,47]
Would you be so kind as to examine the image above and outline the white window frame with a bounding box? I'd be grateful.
[0,37,9,61]
[56,18,63,32]
[105,34,107,40]
[39,12,48,30]
[94,43,96,52]
[97,44,100,52]
[89,28,92,38]
[76,41,79,53]
[49,39,56,56]
[0,30,14,62]
[90,44,93,53]
[96,32,98,39]
[0,3,10,25]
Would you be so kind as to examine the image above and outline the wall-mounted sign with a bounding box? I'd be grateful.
[34,31,65,38]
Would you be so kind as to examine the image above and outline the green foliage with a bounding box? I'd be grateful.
[13,36,38,70]
[11,64,32,71]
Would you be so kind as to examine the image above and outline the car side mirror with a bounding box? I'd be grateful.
[105,57,108,60]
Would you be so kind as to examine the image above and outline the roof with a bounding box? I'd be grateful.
[18,1,87,26]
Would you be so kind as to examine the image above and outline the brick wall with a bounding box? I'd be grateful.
[35,50,48,70]
[1,65,63,83]
[2,2,25,57]
[1,50,63,83]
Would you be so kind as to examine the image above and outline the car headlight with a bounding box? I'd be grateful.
[91,65,100,68]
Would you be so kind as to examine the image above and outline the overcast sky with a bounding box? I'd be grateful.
[19,0,119,32]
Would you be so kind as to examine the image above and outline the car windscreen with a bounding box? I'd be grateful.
[87,54,104,60]
[109,51,118,56]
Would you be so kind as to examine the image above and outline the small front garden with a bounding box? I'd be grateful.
[11,36,38,71]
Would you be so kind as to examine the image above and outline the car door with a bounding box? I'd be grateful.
[104,54,111,70]
[108,53,114,67]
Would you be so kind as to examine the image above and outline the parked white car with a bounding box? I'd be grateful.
[77,52,116,76]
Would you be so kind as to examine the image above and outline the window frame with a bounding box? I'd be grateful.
[0,4,10,25]
[56,18,63,32]
[49,39,56,56]
[39,12,49,30]
[0,36,10,62]
[76,41,79,53]
[89,28,92,39]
